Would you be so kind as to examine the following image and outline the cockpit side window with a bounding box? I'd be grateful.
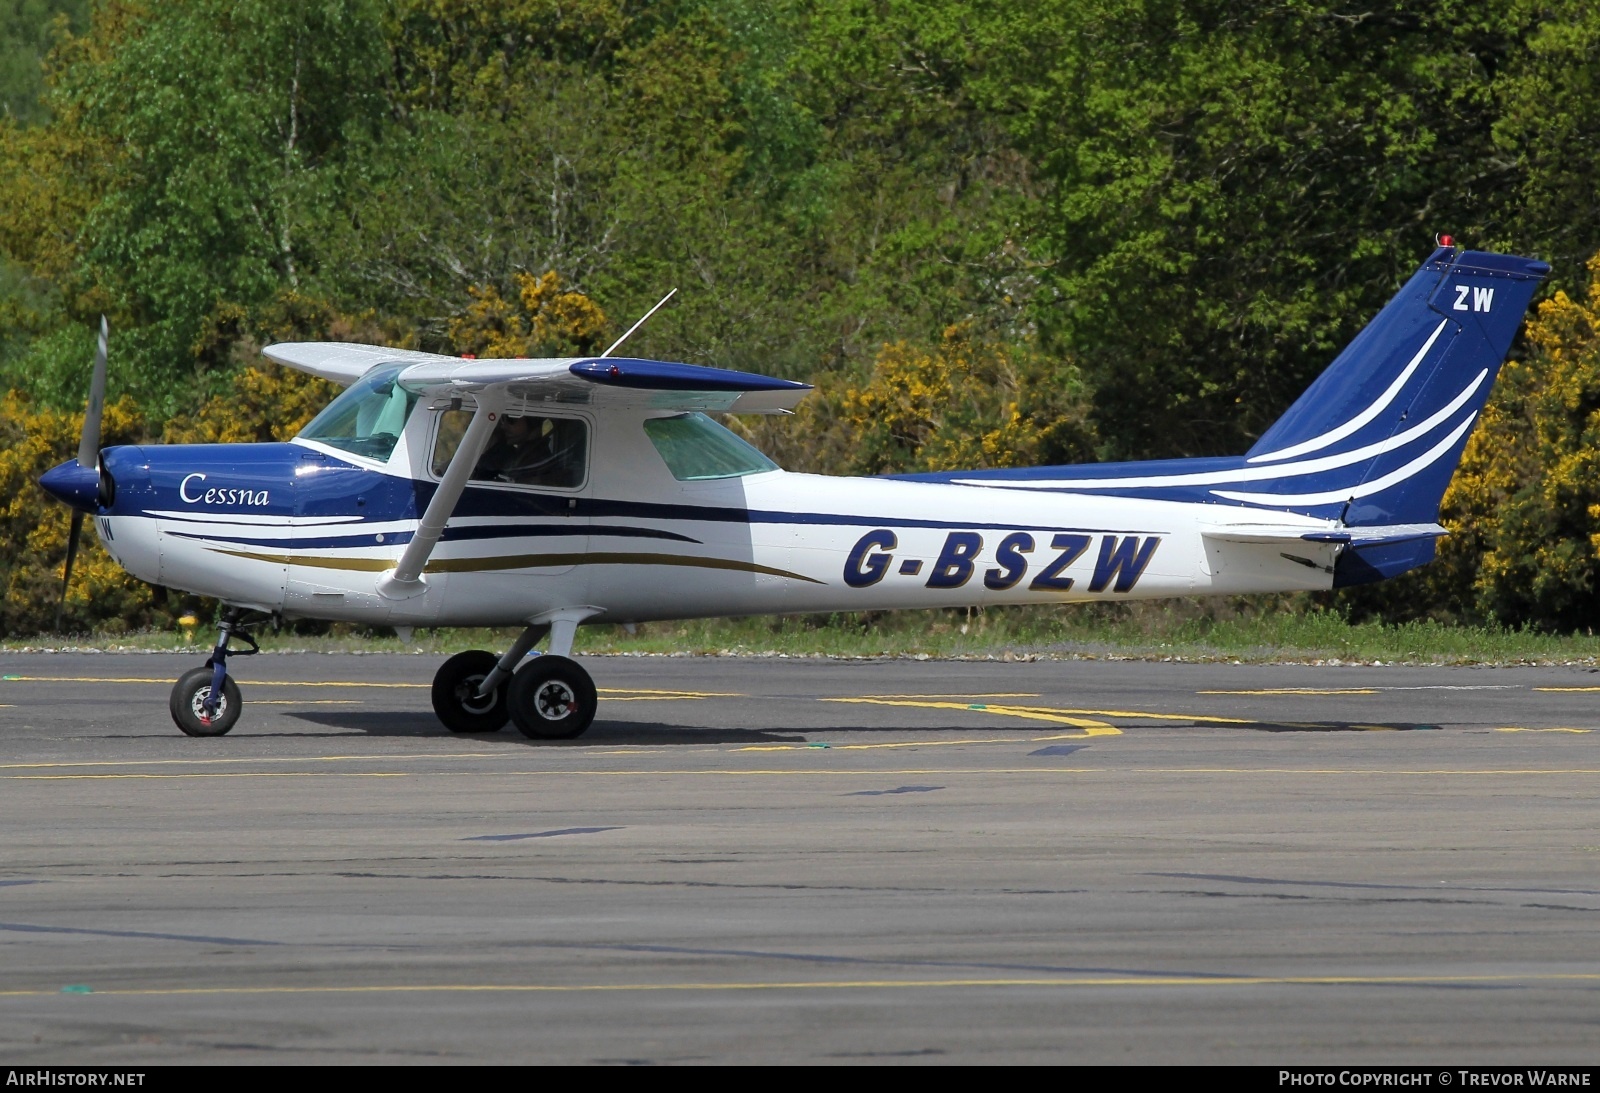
[432,411,588,489]
[297,365,419,462]
[644,412,781,480]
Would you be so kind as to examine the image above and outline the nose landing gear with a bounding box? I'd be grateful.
[169,608,258,737]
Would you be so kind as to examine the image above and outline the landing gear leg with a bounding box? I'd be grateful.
[169,608,258,737]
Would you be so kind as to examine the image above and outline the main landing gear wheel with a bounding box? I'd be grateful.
[169,666,242,737]
[431,649,509,733]
[507,655,597,740]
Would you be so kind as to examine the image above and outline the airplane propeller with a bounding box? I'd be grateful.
[43,316,109,632]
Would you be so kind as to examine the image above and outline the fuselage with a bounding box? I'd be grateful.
[89,395,1338,627]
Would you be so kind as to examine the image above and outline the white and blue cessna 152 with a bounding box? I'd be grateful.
[38,244,1548,739]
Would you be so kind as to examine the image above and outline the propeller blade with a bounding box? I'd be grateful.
[76,315,108,469]
[55,510,84,632]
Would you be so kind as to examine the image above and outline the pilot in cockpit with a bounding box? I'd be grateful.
[475,414,584,488]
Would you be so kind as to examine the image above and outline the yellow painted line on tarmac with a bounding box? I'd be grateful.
[9,970,1600,999]
[826,697,1120,736]
[1199,688,1379,696]
[1129,767,1600,775]
[827,697,1254,729]
[1496,726,1593,734]
[0,676,427,689]
[2,676,178,684]
[0,753,504,771]
[7,771,441,781]
[1001,704,1251,724]
[602,688,741,696]
[11,765,1600,782]
[737,737,1033,752]
[598,689,740,701]
[858,693,1042,699]
[737,728,1121,752]
[1535,687,1600,693]
[8,768,1101,782]
[252,699,362,705]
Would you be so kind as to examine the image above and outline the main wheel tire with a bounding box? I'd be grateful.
[431,650,510,733]
[507,655,597,740]
[169,666,242,737]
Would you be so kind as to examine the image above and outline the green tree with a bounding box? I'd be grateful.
[0,389,153,634]
[1436,253,1600,630]
[1492,0,1600,285]
[965,0,1533,459]
[779,325,1096,476]
[0,0,86,124]
[3,0,386,414]
[336,0,791,374]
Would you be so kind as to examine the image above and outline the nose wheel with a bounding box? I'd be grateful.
[169,608,258,736]
[169,667,242,736]
[507,655,597,739]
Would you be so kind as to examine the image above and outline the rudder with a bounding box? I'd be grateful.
[1224,246,1548,530]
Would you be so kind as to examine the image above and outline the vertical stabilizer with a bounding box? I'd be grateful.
[1237,247,1548,528]
[889,245,1549,584]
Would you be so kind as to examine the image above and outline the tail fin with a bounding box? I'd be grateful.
[1235,247,1548,527]
[896,245,1548,584]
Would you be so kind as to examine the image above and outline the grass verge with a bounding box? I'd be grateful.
[8,599,1600,665]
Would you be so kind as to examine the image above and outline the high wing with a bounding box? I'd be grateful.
[263,342,461,386]
[264,342,812,415]
[263,341,813,606]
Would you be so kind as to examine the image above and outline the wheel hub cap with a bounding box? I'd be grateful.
[189,687,224,723]
[456,676,496,714]
[534,680,577,721]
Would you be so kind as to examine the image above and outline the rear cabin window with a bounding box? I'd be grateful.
[297,365,419,461]
[432,411,588,489]
[644,412,780,480]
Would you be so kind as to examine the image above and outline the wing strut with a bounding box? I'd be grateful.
[377,401,499,599]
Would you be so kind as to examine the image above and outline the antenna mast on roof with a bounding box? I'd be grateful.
[600,288,677,358]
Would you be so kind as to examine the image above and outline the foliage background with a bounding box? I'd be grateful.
[4,0,1600,635]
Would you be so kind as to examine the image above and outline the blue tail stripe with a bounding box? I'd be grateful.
[899,247,1548,529]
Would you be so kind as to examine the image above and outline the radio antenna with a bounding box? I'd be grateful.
[601,288,677,358]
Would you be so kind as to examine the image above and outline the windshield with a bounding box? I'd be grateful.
[297,364,419,461]
[644,412,780,480]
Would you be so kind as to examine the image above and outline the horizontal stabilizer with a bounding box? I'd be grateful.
[1199,522,1347,545]
[1200,521,1446,546]
[1340,522,1448,545]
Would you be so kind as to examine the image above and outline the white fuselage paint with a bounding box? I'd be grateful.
[97,400,1337,627]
